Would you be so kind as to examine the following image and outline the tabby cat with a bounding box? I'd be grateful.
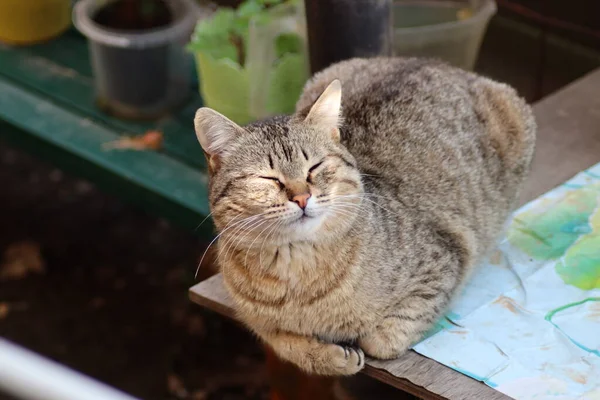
[194,57,536,376]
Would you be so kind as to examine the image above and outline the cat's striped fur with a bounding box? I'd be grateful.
[194,58,536,375]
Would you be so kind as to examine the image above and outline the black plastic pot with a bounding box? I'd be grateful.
[304,0,393,74]
[92,44,169,108]
[74,0,199,120]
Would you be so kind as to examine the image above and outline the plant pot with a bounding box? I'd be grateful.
[192,2,309,125]
[73,0,200,120]
[393,0,496,70]
[0,0,71,45]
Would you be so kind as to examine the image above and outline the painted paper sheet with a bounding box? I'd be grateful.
[413,162,600,400]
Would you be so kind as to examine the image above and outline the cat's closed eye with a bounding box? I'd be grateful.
[260,176,285,190]
[308,161,324,173]
[307,161,324,183]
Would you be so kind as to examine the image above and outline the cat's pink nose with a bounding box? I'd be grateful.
[292,193,311,210]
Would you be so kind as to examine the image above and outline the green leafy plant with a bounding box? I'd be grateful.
[188,0,307,124]
[188,0,299,66]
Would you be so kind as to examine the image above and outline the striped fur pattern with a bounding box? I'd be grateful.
[193,58,536,375]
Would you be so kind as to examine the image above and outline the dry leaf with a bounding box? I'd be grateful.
[187,315,206,336]
[190,390,207,400]
[0,303,9,319]
[170,307,187,326]
[90,297,106,309]
[113,278,127,290]
[167,374,188,399]
[165,267,185,284]
[234,355,252,367]
[0,302,28,319]
[103,130,163,151]
[0,241,45,281]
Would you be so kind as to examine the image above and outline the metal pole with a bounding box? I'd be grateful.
[303,0,393,74]
[0,338,140,400]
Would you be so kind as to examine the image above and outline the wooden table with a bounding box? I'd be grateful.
[190,68,600,400]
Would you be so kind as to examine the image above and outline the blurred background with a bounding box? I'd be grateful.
[0,0,598,399]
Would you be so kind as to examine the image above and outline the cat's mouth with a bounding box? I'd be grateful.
[295,211,319,224]
[291,208,324,229]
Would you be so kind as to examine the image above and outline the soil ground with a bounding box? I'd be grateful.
[0,142,268,400]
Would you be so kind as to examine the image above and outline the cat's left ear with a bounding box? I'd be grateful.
[194,108,244,168]
[304,80,342,141]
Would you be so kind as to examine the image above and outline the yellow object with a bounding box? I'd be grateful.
[0,0,71,45]
[456,7,474,21]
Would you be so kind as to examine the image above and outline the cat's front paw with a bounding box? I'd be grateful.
[359,328,410,360]
[320,342,364,375]
[262,332,365,376]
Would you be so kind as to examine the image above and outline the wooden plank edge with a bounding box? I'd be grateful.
[0,121,211,235]
[362,365,447,400]
[189,275,507,399]
[189,276,235,318]
[0,42,207,170]
[0,77,212,234]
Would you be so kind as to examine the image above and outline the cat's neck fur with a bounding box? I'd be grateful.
[224,218,366,288]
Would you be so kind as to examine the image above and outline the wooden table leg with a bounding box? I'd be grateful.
[264,344,337,400]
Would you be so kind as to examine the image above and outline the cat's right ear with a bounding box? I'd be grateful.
[194,108,244,169]
[304,79,342,140]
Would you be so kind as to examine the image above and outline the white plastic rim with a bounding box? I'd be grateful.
[0,338,139,400]
[73,0,200,49]
[394,0,497,34]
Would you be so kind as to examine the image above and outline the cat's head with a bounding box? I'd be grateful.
[194,80,363,246]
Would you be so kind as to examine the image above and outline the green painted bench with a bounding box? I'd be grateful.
[0,30,211,235]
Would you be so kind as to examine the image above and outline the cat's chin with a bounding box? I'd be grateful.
[281,214,326,243]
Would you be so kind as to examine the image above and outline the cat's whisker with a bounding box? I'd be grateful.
[345,192,398,204]
[327,202,366,216]
[222,212,296,262]
[199,210,273,276]
[327,193,365,202]
[335,192,382,199]
[220,217,271,263]
[324,205,364,220]
[225,219,273,257]
[194,211,214,232]
[326,206,367,222]
[315,194,364,206]
[244,219,280,267]
[196,214,245,272]
[328,200,370,217]
[223,219,273,262]
[327,205,373,230]
[359,197,405,219]
[259,219,285,269]
[326,205,364,236]
[334,193,404,219]
[328,209,358,221]
[218,223,255,263]
[328,204,366,216]
[195,213,255,278]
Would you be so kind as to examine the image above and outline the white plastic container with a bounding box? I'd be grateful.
[73,0,199,119]
[246,1,309,121]
[393,0,496,70]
